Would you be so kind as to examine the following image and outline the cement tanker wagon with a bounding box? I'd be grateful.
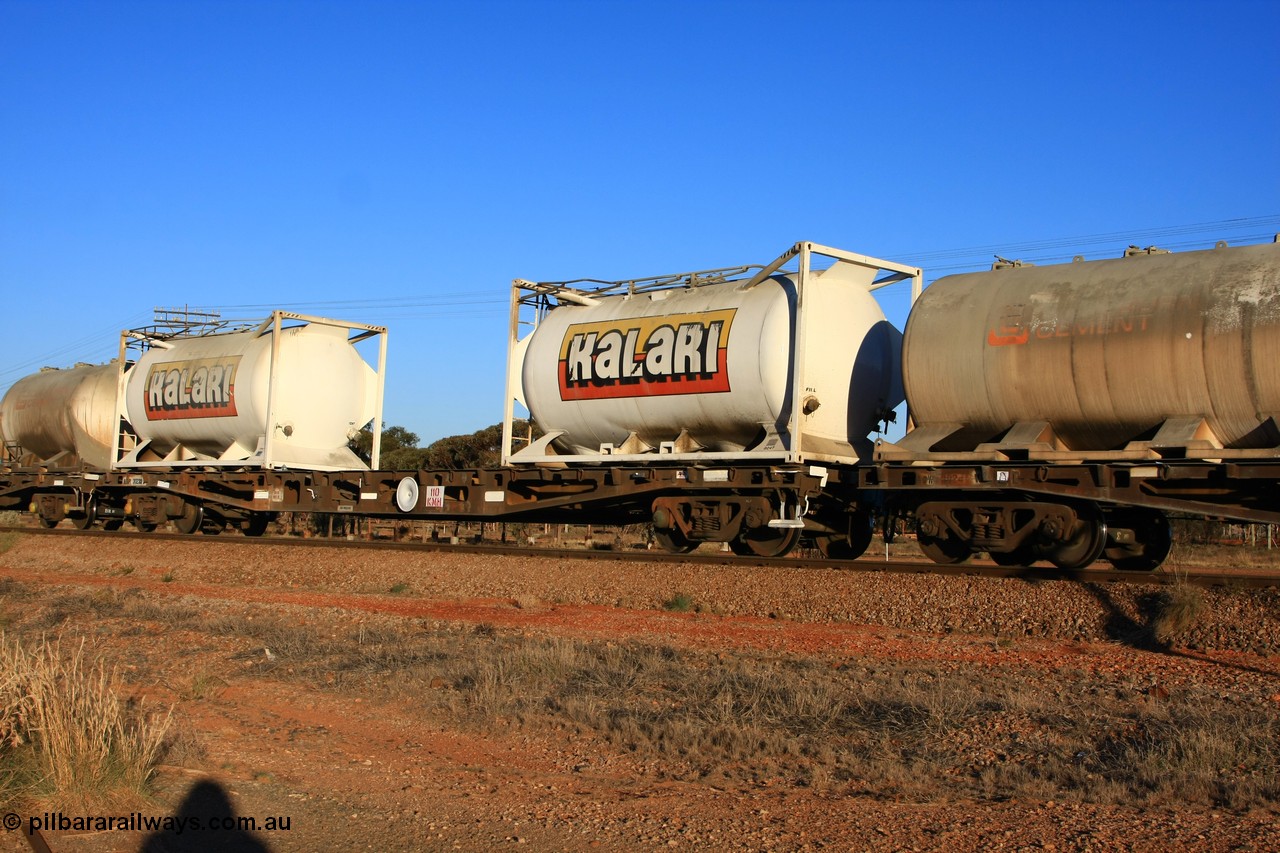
[899,240,1280,457]
[507,243,917,466]
[119,313,386,471]
[0,363,118,470]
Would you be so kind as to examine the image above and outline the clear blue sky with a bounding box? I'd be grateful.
[3,0,1278,445]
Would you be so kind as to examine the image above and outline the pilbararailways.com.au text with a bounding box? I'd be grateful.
[6,811,292,835]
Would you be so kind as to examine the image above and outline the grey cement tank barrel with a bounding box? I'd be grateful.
[902,241,1280,452]
[0,363,118,469]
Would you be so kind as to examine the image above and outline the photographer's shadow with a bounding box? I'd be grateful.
[139,779,271,853]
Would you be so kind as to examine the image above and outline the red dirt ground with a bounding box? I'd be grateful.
[1,534,1278,852]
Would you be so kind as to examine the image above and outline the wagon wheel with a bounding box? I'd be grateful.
[815,510,874,560]
[918,532,970,564]
[134,519,158,533]
[1106,509,1172,572]
[173,503,204,535]
[916,521,970,565]
[70,497,98,530]
[652,528,697,554]
[1047,507,1107,570]
[103,519,124,531]
[730,525,802,558]
[36,513,60,529]
[242,514,270,538]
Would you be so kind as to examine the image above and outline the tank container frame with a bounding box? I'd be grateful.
[112,311,388,471]
[502,241,922,466]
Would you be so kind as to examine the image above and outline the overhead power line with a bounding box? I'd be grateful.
[2,216,1276,394]
[891,215,1280,264]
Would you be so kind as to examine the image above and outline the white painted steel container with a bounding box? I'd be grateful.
[0,363,118,469]
[517,266,902,461]
[902,241,1280,451]
[123,323,378,468]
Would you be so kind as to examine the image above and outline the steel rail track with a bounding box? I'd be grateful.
[4,525,1278,589]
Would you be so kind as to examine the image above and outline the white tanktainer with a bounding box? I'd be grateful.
[503,242,921,467]
[116,312,387,471]
[0,312,387,473]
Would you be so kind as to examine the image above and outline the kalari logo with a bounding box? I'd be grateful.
[558,309,736,400]
[987,302,1155,347]
[144,356,241,420]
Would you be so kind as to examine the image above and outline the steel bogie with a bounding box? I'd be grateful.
[650,491,807,557]
[913,499,1119,569]
[21,485,270,536]
[125,494,165,532]
[26,489,110,530]
[916,500,1071,559]
[31,493,66,528]
[906,494,1176,570]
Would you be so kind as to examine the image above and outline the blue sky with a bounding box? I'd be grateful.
[2,0,1278,445]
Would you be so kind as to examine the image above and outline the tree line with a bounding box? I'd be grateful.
[349,420,541,470]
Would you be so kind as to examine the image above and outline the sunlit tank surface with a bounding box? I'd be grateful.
[518,265,903,462]
[902,241,1280,451]
[123,323,378,469]
[0,363,117,469]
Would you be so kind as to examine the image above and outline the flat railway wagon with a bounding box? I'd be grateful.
[2,239,1279,572]
[1,244,912,559]
[870,239,1280,570]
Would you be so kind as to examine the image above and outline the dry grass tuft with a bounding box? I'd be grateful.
[0,633,172,808]
[1154,582,1205,644]
[663,592,694,613]
[0,531,20,555]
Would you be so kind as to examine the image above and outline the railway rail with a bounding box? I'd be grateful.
[4,525,1277,590]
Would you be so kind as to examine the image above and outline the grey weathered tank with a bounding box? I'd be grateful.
[0,363,118,469]
[900,241,1280,454]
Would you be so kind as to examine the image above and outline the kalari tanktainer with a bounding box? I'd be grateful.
[504,243,920,466]
[0,312,387,472]
[118,313,387,471]
[898,241,1280,457]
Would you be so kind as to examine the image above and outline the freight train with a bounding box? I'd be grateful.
[2,239,1278,570]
